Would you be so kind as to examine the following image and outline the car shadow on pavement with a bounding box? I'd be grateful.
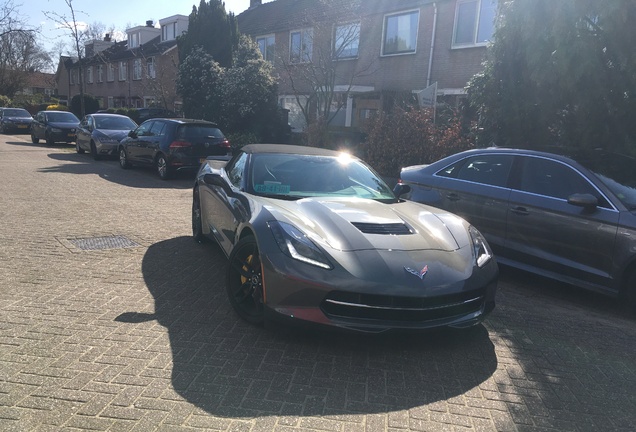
[37,152,194,189]
[120,236,499,418]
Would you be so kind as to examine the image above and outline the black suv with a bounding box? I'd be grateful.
[134,107,178,122]
[118,118,231,179]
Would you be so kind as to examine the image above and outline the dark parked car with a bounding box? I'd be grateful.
[118,118,231,179]
[399,147,636,305]
[0,107,33,134]
[134,107,177,122]
[31,110,80,145]
[192,144,498,332]
[76,113,138,160]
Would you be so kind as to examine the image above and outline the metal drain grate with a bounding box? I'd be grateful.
[68,235,141,251]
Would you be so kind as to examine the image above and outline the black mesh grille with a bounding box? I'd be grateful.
[351,222,412,235]
[321,289,485,322]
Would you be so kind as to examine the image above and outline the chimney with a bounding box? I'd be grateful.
[104,33,111,42]
[146,20,154,27]
[249,0,262,9]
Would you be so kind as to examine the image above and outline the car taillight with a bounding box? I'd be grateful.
[221,139,230,148]
[169,140,191,149]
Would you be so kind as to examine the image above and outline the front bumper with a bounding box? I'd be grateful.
[260,249,498,333]
[2,122,32,133]
[49,130,77,143]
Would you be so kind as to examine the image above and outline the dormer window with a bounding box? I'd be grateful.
[162,22,176,41]
[129,32,140,48]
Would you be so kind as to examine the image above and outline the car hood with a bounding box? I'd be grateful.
[95,129,130,140]
[263,197,470,252]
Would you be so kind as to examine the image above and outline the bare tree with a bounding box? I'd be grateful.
[0,0,46,96]
[276,1,377,131]
[44,0,87,116]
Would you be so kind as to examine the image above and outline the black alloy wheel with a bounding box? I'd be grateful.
[192,189,205,243]
[90,141,101,161]
[76,141,85,154]
[31,133,39,144]
[119,147,130,169]
[226,235,264,325]
[45,133,54,146]
[156,154,171,180]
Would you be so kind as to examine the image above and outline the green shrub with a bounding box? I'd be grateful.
[362,107,474,178]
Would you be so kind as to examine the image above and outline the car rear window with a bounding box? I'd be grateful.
[176,125,224,139]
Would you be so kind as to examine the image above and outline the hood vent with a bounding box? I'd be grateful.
[351,222,413,235]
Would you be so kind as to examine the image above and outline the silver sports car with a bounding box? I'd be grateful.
[192,144,498,333]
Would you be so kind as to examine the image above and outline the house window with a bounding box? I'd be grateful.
[162,22,176,41]
[129,32,140,48]
[382,10,419,56]
[70,69,76,85]
[147,57,156,78]
[86,66,93,84]
[133,59,142,80]
[256,35,275,62]
[334,22,360,59]
[97,65,103,83]
[107,63,114,82]
[119,61,127,81]
[453,0,497,47]
[290,28,313,63]
[108,96,114,108]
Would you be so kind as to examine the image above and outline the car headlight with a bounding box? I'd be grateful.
[268,221,332,269]
[468,225,492,268]
[51,127,62,133]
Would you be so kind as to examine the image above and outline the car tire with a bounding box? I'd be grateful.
[192,189,206,243]
[31,133,39,144]
[76,141,85,154]
[226,235,264,325]
[90,141,101,161]
[45,133,54,146]
[119,147,131,169]
[156,154,171,180]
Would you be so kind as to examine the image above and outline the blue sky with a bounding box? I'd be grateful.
[22,0,273,54]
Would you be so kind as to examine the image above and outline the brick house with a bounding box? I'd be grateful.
[238,0,496,132]
[55,15,189,113]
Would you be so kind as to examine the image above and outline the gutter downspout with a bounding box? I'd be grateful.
[427,2,438,87]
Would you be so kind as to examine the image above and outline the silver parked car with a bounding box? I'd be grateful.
[76,113,138,160]
[399,147,636,307]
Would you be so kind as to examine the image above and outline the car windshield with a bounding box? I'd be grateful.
[95,116,137,130]
[574,151,636,210]
[47,112,79,123]
[249,153,395,201]
[3,109,31,117]
[176,125,224,139]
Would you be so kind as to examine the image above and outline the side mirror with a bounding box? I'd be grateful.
[203,173,230,190]
[568,193,598,209]
[393,183,411,199]
[128,130,137,138]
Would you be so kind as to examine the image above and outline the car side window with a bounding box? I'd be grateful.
[226,152,248,188]
[437,154,513,188]
[517,156,603,203]
[149,121,166,136]
[135,122,153,136]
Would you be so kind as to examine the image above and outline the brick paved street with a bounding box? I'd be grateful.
[1,133,635,432]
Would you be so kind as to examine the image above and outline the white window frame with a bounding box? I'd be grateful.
[133,59,142,80]
[107,63,115,82]
[162,22,176,41]
[147,57,156,78]
[119,61,127,81]
[97,64,103,83]
[256,34,275,62]
[289,28,313,64]
[334,22,360,60]
[452,0,497,48]
[86,66,93,84]
[381,9,420,56]
[70,69,76,85]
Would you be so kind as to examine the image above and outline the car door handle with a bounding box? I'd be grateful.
[446,192,460,201]
[510,206,529,216]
